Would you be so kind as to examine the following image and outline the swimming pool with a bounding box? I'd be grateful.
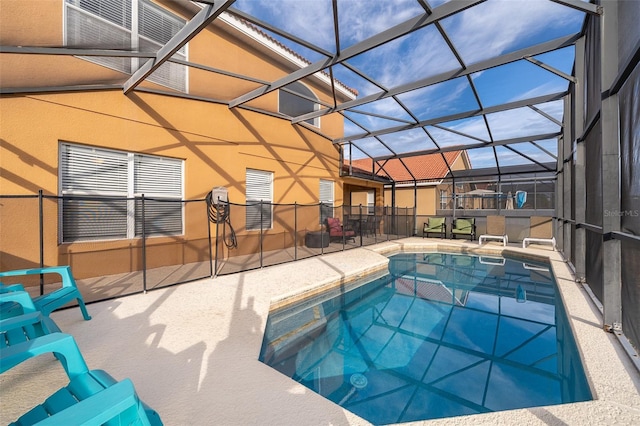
[259,252,592,424]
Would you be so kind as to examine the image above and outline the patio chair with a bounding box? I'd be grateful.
[325,217,356,242]
[0,266,91,320]
[451,217,476,240]
[1,311,62,350]
[522,216,556,250]
[1,285,33,320]
[479,215,508,246]
[422,217,446,238]
[1,332,163,426]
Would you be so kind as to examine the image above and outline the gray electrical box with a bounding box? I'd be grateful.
[211,187,228,204]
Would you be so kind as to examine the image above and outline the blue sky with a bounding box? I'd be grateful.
[232,0,586,169]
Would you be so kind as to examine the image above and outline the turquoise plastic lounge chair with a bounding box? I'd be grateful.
[1,287,36,320]
[0,266,91,320]
[1,305,61,348]
[1,333,163,426]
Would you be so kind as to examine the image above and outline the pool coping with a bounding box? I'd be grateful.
[2,238,639,425]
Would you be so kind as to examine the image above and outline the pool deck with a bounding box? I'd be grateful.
[2,238,639,425]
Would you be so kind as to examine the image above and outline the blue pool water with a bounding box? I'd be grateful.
[259,253,592,424]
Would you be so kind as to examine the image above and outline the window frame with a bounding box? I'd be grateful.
[278,81,320,127]
[59,142,184,243]
[319,179,334,224]
[64,0,188,92]
[245,168,273,231]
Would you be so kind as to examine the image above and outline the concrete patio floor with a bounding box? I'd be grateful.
[1,238,639,425]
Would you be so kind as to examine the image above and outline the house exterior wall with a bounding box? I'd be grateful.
[0,0,351,278]
[382,186,437,215]
[382,152,470,215]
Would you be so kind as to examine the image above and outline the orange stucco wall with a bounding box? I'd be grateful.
[0,0,354,278]
[383,153,470,215]
[384,186,437,216]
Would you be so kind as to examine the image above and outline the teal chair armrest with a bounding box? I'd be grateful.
[0,290,38,313]
[0,332,89,379]
[0,266,91,320]
[1,311,60,333]
[0,266,77,289]
[0,283,26,293]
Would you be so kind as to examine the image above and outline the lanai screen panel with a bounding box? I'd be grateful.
[619,57,640,351]
[219,0,589,182]
[1,0,597,186]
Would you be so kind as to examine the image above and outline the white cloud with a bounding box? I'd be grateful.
[509,81,569,104]
[486,106,561,140]
[350,26,460,88]
[398,77,474,118]
[337,0,424,46]
[441,0,585,64]
[236,0,336,50]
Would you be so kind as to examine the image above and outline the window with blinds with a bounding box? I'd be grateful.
[319,179,334,224]
[59,143,183,242]
[65,0,187,91]
[246,169,273,231]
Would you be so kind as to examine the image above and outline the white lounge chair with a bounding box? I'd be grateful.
[479,216,508,247]
[522,216,556,250]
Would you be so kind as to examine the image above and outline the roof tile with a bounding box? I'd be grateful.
[348,151,462,183]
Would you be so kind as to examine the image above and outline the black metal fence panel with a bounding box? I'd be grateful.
[0,195,412,283]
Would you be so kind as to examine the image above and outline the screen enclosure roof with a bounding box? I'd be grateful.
[1,0,601,184]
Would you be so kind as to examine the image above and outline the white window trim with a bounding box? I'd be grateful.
[246,168,273,231]
[278,82,321,128]
[64,0,188,92]
[440,189,447,210]
[59,143,184,242]
[319,179,334,224]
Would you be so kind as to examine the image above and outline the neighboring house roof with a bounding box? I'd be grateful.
[347,151,464,184]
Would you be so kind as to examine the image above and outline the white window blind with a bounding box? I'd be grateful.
[134,154,182,196]
[137,0,187,90]
[246,169,273,231]
[60,144,128,195]
[319,179,334,224]
[60,143,183,242]
[65,0,186,91]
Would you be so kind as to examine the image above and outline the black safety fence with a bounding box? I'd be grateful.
[0,193,415,304]
[212,202,415,276]
[0,193,213,305]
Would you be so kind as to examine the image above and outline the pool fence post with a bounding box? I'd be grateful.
[141,194,147,293]
[359,204,363,246]
[259,200,263,268]
[38,189,44,294]
[294,202,298,261]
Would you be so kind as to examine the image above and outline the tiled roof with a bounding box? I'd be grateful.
[348,151,463,183]
[220,13,358,98]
